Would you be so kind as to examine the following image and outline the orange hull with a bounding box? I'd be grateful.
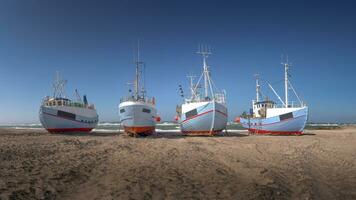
[123,126,155,136]
[182,129,223,136]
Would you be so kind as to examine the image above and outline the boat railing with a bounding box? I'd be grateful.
[184,93,226,104]
[120,96,156,105]
[42,97,95,109]
[252,100,306,109]
[184,96,202,103]
[273,101,307,108]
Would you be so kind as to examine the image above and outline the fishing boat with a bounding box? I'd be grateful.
[176,46,227,136]
[118,44,159,136]
[39,72,98,133]
[237,58,308,135]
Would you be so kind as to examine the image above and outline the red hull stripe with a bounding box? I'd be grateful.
[42,112,92,124]
[46,128,93,133]
[182,109,227,123]
[248,128,302,135]
[241,115,306,126]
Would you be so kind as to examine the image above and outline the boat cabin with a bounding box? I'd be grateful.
[252,100,275,118]
[120,96,156,105]
[42,97,95,109]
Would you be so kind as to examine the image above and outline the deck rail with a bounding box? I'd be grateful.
[120,96,156,105]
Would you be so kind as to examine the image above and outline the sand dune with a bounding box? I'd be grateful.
[0,127,355,200]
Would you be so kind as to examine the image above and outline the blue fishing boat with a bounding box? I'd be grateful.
[118,43,160,136]
[39,72,98,133]
[176,46,227,135]
[237,58,308,135]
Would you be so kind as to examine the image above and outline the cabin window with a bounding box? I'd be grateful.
[185,109,198,119]
[142,108,151,113]
[120,109,125,113]
[279,112,293,121]
[57,110,76,119]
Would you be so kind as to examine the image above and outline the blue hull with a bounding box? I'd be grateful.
[118,102,157,135]
[180,101,227,135]
[39,106,98,132]
[240,107,308,134]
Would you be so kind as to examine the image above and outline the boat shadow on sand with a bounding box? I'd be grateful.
[57,131,249,138]
[56,131,121,137]
[144,131,249,139]
[53,130,315,138]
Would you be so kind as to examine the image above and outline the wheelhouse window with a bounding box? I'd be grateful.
[185,109,198,119]
[142,108,151,113]
[120,109,125,113]
[279,112,293,121]
[57,110,76,119]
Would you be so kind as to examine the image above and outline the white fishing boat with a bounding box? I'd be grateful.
[176,46,227,135]
[118,44,160,136]
[237,57,308,135]
[39,72,98,133]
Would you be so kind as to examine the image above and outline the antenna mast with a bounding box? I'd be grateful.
[197,45,212,98]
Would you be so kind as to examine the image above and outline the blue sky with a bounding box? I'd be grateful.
[0,0,355,123]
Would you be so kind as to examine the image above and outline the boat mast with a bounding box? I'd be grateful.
[254,74,260,102]
[197,45,212,98]
[134,42,142,100]
[281,56,291,108]
[75,89,82,102]
[203,54,208,98]
[187,75,196,100]
[53,71,67,98]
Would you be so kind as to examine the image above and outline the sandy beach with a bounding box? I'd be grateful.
[0,127,355,200]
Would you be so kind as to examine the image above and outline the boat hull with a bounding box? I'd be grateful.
[39,106,98,133]
[119,101,157,136]
[240,106,308,135]
[180,101,227,136]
